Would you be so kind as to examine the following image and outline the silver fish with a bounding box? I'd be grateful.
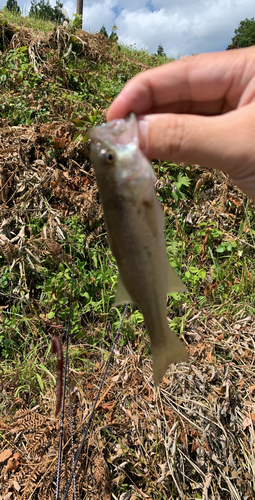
[89,113,188,384]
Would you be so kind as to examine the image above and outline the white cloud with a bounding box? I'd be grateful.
[116,8,174,53]
[114,0,255,56]
[62,0,75,19]
[82,1,115,32]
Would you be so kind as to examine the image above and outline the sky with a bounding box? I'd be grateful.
[15,0,255,58]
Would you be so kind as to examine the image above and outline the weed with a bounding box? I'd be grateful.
[69,13,82,32]
[155,162,192,203]
[119,42,174,67]
[2,6,56,31]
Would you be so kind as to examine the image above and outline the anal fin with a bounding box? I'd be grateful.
[113,274,134,306]
[167,262,187,293]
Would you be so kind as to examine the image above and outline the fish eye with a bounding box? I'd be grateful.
[105,150,115,164]
[100,148,116,165]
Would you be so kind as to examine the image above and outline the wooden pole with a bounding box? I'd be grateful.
[76,0,83,24]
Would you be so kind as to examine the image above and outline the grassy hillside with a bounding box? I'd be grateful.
[0,10,255,500]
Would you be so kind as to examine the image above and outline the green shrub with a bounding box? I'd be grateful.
[29,0,66,23]
[100,24,108,38]
[6,0,20,13]
[231,17,255,47]
[157,43,166,56]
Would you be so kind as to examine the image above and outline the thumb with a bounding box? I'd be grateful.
[137,107,255,200]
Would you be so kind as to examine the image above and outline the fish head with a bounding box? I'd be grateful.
[89,114,155,201]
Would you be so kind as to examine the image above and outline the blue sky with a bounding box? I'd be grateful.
[7,0,255,58]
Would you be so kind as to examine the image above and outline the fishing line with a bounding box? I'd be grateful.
[62,302,128,500]
[55,222,78,500]
[66,355,77,500]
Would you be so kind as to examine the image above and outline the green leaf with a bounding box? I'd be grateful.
[170,292,181,300]
[38,364,53,378]
[198,269,206,280]
[177,174,190,187]
[77,330,86,339]
[36,373,44,391]
[47,311,55,319]
[216,244,225,253]
[73,132,82,142]
[189,266,199,274]
[172,191,178,202]
[72,118,88,128]
[81,132,89,143]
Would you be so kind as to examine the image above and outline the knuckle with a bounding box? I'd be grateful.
[165,115,186,158]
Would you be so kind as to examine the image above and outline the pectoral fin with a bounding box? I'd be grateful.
[113,274,134,305]
[167,263,187,293]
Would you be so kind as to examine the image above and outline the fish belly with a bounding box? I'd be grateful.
[104,195,188,384]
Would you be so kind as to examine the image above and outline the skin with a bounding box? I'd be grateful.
[107,46,255,201]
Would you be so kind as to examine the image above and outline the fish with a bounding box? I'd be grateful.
[89,113,188,385]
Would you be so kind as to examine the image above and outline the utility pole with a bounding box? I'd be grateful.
[76,0,83,25]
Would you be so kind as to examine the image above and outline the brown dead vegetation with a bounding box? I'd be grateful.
[1,320,255,499]
[0,120,254,500]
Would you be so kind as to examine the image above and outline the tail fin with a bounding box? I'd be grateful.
[151,329,188,386]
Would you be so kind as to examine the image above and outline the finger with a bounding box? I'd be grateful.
[137,105,255,200]
[107,47,255,121]
[130,97,231,116]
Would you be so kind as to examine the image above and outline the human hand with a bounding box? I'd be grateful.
[107,46,255,200]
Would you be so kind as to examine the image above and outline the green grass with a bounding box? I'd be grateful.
[1,192,254,391]
[119,42,174,67]
[1,6,56,31]
[0,10,174,126]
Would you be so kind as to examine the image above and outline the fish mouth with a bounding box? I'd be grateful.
[89,113,138,149]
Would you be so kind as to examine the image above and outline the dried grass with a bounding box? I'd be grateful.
[1,317,255,499]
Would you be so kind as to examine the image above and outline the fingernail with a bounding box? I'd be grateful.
[137,116,148,153]
[106,93,126,122]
